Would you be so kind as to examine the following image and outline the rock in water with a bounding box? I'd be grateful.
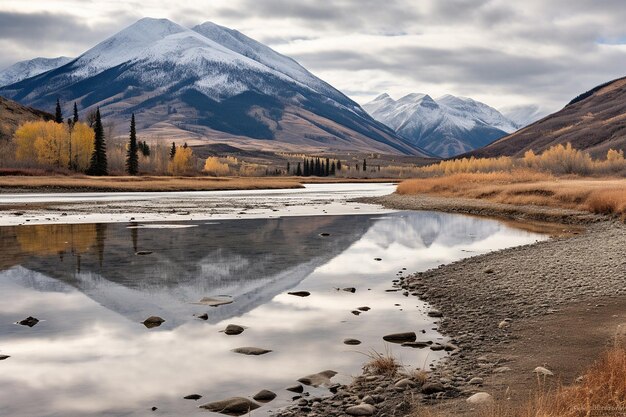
[343,338,362,345]
[297,370,337,387]
[193,296,234,307]
[135,251,153,255]
[142,316,165,328]
[195,313,209,320]
[253,389,277,403]
[427,310,443,318]
[18,316,39,327]
[346,403,376,416]
[184,394,202,400]
[342,287,356,293]
[286,384,304,393]
[231,347,272,356]
[199,397,260,416]
[383,332,416,343]
[287,291,310,297]
[401,341,431,348]
[466,392,494,404]
[0,355,9,360]
[223,324,245,335]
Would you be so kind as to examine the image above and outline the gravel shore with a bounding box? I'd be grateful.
[273,193,626,417]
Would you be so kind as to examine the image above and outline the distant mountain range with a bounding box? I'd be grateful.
[469,77,626,158]
[0,18,429,156]
[363,93,522,158]
[0,96,52,142]
[0,57,72,87]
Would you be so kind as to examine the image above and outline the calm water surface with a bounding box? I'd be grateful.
[0,211,546,416]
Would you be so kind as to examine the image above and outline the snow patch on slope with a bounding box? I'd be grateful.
[0,56,72,87]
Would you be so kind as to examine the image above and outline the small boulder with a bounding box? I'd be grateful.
[533,366,554,376]
[383,332,416,344]
[135,251,153,256]
[357,306,371,312]
[466,392,493,404]
[199,397,260,416]
[287,291,310,297]
[184,394,202,400]
[351,310,361,316]
[223,324,245,335]
[374,258,382,261]
[343,287,356,293]
[0,355,9,361]
[421,382,445,394]
[319,233,331,237]
[394,378,416,388]
[195,313,209,320]
[252,389,276,403]
[427,310,443,318]
[142,316,165,329]
[343,338,362,345]
[286,384,304,393]
[231,347,272,356]
[346,403,376,416]
[468,377,483,385]
[18,316,39,327]
[298,370,337,387]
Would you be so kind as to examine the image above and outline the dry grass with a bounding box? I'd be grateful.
[0,175,305,192]
[411,346,626,417]
[397,171,626,219]
[363,349,400,377]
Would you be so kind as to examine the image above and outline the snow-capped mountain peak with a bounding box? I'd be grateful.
[0,18,428,156]
[364,92,521,157]
[0,56,73,87]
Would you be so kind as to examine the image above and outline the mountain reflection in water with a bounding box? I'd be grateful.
[0,212,545,417]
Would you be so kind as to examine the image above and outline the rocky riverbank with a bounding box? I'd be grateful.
[273,193,626,417]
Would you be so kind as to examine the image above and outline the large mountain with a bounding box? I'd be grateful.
[470,77,626,158]
[0,96,52,142]
[0,56,72,87]
[0,18,428,156]
[363,93,518,158]
[500,104,548,130]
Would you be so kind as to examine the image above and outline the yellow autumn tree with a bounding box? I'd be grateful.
[33,121,69,167]
[69,122,95,171]
[14,121,45,163]
[203,157,230,176]
[168,146,195,175]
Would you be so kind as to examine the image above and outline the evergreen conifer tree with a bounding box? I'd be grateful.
[170,142,177,160]
[363,159,367,172]
[55,98,63,124]
[87,108,108,176]
[73,102,79,123]
[325,158,330,176]
[296,162,302,176]
[287,162,290,174]
[330,161,336,176]
[337,160,342,171]
[126,113,139,175]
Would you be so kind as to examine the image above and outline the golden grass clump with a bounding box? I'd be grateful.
[363,349,400,377]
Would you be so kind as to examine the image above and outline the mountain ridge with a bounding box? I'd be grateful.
[0,18,429,156]
[364,93,518,158]
[467,76,626,158]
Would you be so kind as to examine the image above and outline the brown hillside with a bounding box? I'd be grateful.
[0,96,53,142]
[471,77,626,158]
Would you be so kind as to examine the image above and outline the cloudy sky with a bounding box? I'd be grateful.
[1,0,626,113]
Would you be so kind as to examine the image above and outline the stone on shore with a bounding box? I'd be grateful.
[346,403,376,416]
[466,392,493,404]
[184,394,202,400]
[344,338,362,345]
[253,389,276,403]
[0,355,9,360]
[298,370,337,387]
[199,397,260,416]
[421,382,445,394]
[534,366,554,376]
[286,384,304,393]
